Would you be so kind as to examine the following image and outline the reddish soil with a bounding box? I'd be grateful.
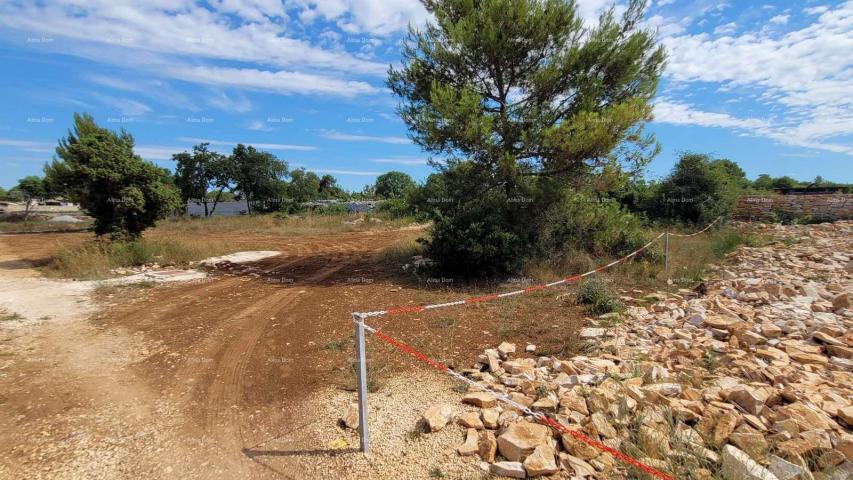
[0,228,588,479]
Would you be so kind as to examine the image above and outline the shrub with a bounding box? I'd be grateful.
[540,192,651,260]
[578,279,623,315]
[376,198,412,218]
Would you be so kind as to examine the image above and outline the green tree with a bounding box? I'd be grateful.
[16,176,46,220]
[230,144,288,214]
[374,171,416,199]
[387,0,665,273]
[656,152,742,224]
[45,113,181,238]
[318,174,347,199]
[173,143,231,217]
[287,168,323,203]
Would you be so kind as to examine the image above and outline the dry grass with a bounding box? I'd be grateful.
[0,219,91,233]
[154,212,416,238]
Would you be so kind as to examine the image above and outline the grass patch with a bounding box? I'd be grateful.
[578,279,623,315]
[323,339,348,351]
[47,238,232,280]
[0,219,91,233]
[0,310,24,322]
[375,237,424,268]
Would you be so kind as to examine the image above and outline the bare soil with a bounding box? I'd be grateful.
[0,228,592,479]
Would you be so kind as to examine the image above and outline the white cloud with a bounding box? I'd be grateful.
[246,120,273,131]
[171,66,379,97]
[658,0,676,6]
[0,139,54,152]
[136,145,183,160]
[288,0,429,36]
[660,1,853,156]
[208,91,253,113]
[312,168,383,176]
[713,22,737,35]
[805,6,829,15]
[769,14,789,25]
[178,137,317,151]
[319,130,410,144]
[370,156,428,165]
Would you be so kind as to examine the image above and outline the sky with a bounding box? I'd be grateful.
[0,0,851,191]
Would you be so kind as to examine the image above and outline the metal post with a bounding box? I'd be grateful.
[353,313,369,453]
[664,232,670,275]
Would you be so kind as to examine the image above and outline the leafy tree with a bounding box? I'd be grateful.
[16,176,46,220]
[173,143,231,217]
[374,171,416,199]
[287,168,322,203]
[752,174,775,191]
[655,152,743,224]
[0,186,6,200]
[229,144,288,214]
[387,0,665,273]
[45,113,182,239]
[318,174,347,199]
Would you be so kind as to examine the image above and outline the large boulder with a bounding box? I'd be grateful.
[497,421,552,462]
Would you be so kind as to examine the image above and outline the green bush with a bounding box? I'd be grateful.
[540,192,652,260]
[376,198,412,218]
[578,279,623,315]
[312,203,348,215]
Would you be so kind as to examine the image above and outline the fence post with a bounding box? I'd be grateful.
[353,313,369,453]
[664,232,670,275]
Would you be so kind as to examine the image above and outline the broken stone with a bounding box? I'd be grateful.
[482,408,500,429]
[457,411,484,429]
[478,430,498,463]
[340,403,358,430]
[463,392,497,408]
[768,454,807,480]
[721,444,779,480]
[496,421,552,462]
[560,453,596,478]
[489,461,525,478]
[458,428,479,456]
[497,342,516,358]
[523,444,559,477]
[422,404,453,432]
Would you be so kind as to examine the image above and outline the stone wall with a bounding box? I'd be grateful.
[733,194,853,221]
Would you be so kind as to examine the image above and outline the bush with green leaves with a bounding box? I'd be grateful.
[374,171,416,199]
[540,192,651,261]
[376,198,413,218]
[45,113,182,239]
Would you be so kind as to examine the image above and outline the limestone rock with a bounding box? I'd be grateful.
[482,408,500,429]
[340,403,358,430]
[523,444,559,477]
[458,428,479,456]
[463,392,497,408]
[496,421,552,462]
[422,404,453,432]
[478,430,498,463]
[490,461,526,478]
[721,444,779,480]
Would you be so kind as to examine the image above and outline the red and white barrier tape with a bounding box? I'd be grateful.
[359,320,677,480]
[354,232,666,318]
[666,216,722,238]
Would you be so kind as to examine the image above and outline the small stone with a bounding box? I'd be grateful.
[490,461,526,478]
[457,411,484,429]
[643,383,682,397]
[523,444,559,477]
[768,454,807,480]
[340,403,359,430]
[478,430,498,463]
[458,428,479,456]
[579,327,605,339]
[721,444,779,480]
[525,344,536,353]
[713,412,741,447]
[832,292,851,310]
[497,342,516,358]
[838,405,853,427]
[482,408,500,429]
[422,404,453,432]
[560,453,596,478]
[463,392,497,408]
[497,421,552,462]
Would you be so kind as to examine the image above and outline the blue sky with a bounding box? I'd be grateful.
[0,0,851,191]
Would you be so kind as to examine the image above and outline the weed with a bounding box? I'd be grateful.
[0,311,24,322]
[323,339,348,351]
[698,350,719,373]
[578,279,623,315]
[429,467,446,479]
[430,317,455,329]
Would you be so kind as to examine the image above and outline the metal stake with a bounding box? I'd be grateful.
[353,313,369,453]
[664,232,670,275]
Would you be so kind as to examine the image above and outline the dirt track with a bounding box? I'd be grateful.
[0,228,591,479]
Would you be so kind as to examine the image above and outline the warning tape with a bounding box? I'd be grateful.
[359,320,677,480]
[666,216,722,238]
[354,217,722,319]
[355,233,665,318]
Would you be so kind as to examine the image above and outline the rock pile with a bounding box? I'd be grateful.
[434,222,853,479]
